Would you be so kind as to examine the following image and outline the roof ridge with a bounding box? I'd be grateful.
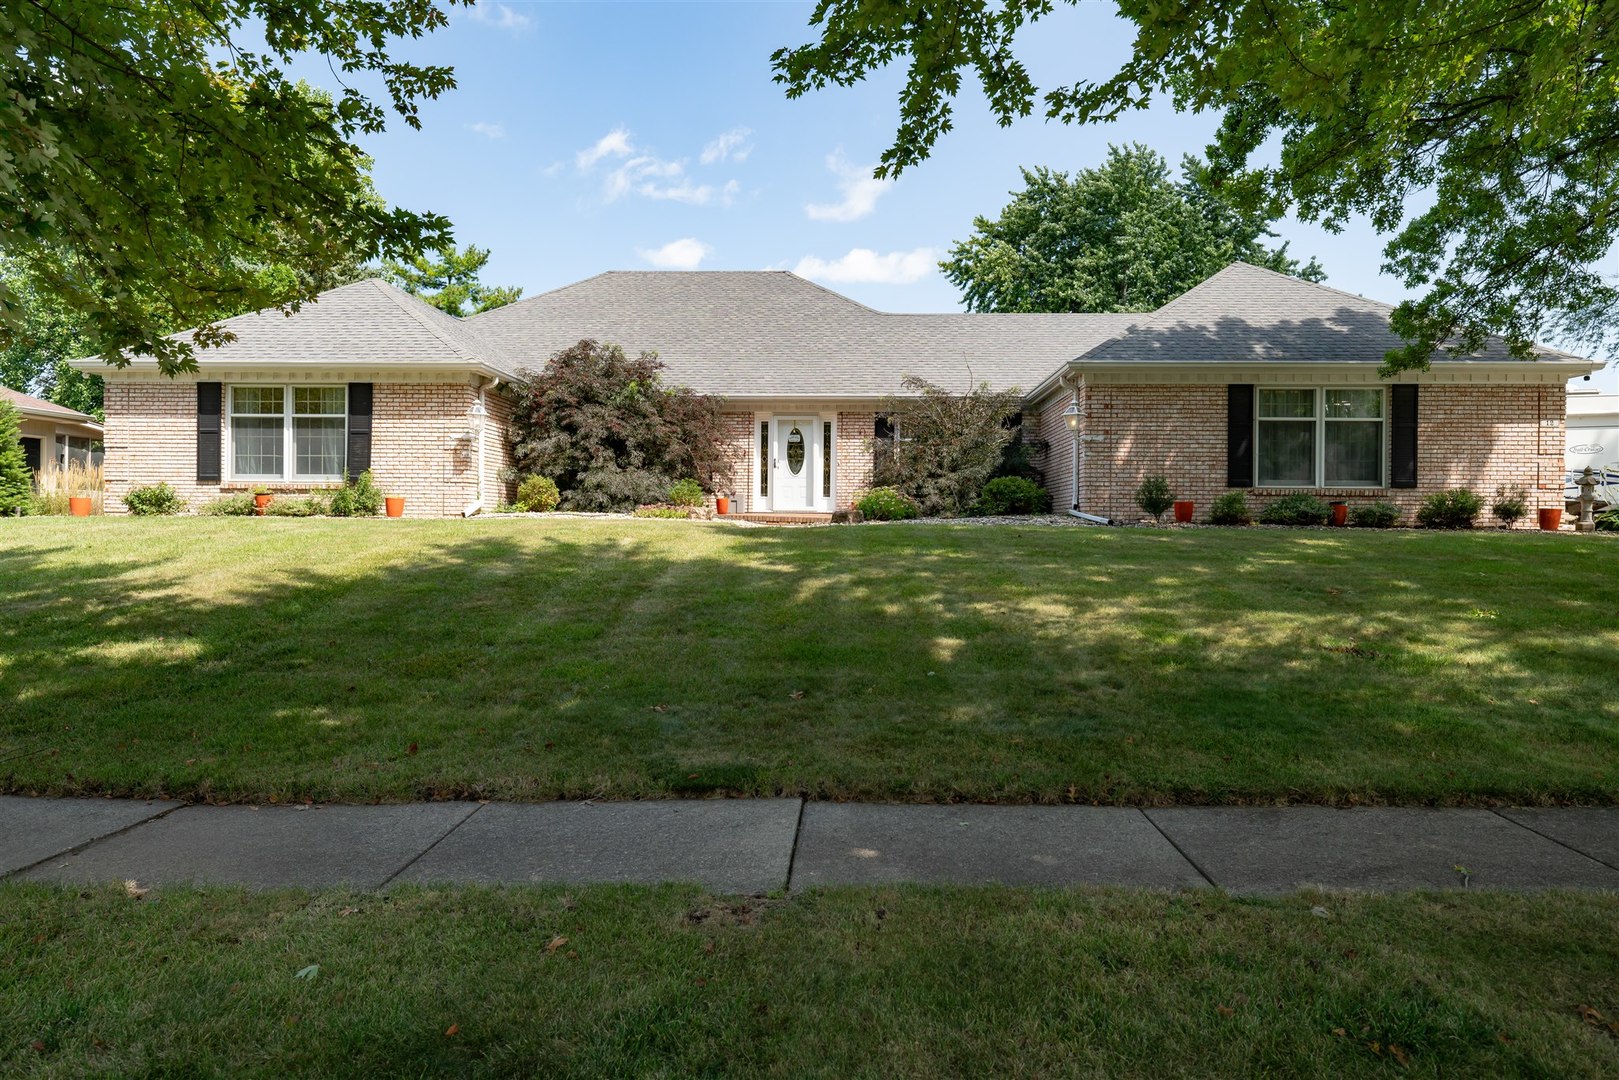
[369,279,483,364]
[463,271,617,319]
[1219,260,1392,313]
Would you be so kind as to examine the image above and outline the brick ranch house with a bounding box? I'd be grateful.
[73,262,1599,521]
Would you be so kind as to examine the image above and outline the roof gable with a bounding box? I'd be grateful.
[1,385,100,425]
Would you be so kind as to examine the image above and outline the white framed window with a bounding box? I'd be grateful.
[1256,387,1385,488]
[228,384,347,482]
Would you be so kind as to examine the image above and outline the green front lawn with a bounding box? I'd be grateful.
[1,517,1615,803]
[3,883,1618,1077]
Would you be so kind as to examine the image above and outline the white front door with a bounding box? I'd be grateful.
[771,416,818,510]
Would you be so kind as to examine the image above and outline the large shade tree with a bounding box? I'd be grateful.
[943,145,1324,314]
[773,1,1619,371]
[1,1,469,377]
[383,244,523,317]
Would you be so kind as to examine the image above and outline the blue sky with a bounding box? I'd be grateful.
[306,1,1413,313]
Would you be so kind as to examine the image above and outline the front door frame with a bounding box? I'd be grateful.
[757,412,835,513]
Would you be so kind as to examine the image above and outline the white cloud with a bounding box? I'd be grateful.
[466,2,533,30]
[637,238,713,270]
[793,247,938,285]
[576,128,635,171]
[467,121,505,140]
[804,150,891,223]
[700,127,753,165]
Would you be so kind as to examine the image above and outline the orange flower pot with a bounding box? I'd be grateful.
[385,496,405,518]
[1173,500,1194,524]
[253,493,272,516]
[1331,502,1349,527]
[68,497,92,517]
[1538,507,1563,531]
[715,496,730,516]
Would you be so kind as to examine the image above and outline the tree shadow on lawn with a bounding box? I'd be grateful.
[1,520,1615,805]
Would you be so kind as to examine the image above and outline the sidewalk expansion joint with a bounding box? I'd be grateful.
[376,803,486,890]
[0,800,186,882]
[1140,808,1219,889]
[1488,807,1619,875]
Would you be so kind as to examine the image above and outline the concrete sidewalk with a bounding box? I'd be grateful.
[3,796,1617,895]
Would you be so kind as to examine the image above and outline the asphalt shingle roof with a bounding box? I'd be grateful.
[466,271,1137,397]
[1,385,100,425]
[1075,262,1586,365]
[144,279,522,376]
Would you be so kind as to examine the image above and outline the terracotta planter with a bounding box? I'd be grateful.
[385,496,405,518]
[253,493,272,517]
[715,496,730,516]
[1331,502,1349,527]
[68,496,92,517]
[1538,507,1563,532]
[1173,500,1194,524]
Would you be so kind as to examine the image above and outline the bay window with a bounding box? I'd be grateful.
[229,385,348,482]
[1256,388,1385,488]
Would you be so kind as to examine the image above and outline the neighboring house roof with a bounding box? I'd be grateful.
[1073,262,1590,366]
[466,271,1137,397]
[1,386,103,431]
[71,279,522,379]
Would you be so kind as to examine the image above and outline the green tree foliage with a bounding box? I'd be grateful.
[510,341,733,512]
[873,376,1024,516]
[943,147,1323,313]
[773,1,1619,371]
[1,2,468,377]
[0,256,103,417]
[0,401,32,514]
[382,244,523,317]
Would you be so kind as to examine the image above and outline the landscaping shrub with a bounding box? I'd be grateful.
[632,504,690,519]
[1416,488,1482,529]
[1208,491,1252,526]
[1258,493,1332,526]
[265,496,323,517]
[516,475,560,513]
[198,493,255,516]
[667,478,704,508]
[857,486,921,521]
[974,475,1050,515]
[1491,485,1529,528]
[124,482,185,516]
[1134,476,1174,522]
[510,341,732,512]
[328,471,382,517]
[1349,501,1402,528]
[872,376,1023,516]
[1598,505,1619,532]
[0,401,30,515]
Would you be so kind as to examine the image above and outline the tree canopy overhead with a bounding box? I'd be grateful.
[1,1,469,376]
[383,244,523,317]
[942,145,1324,314]
[773,1,1619,371]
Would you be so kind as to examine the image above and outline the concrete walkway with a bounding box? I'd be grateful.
[3,796,1618,895]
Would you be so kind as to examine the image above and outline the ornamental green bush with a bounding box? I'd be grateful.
[1348,501,1402,528]
[1134,476,1174,522]
[857,486,921,521]
[667,478,704,508]
[1416,488,1482,529]
[198,493,255,516]
[1490,485,1528,528]
[516,475,560,512]
[632,504,689,519]
[124,482,184,516]
[1208,491,1252,526]
[0,402,30,516]
[328,470,382,517]
[974,475,1050,515]
[1257,493,1332,526]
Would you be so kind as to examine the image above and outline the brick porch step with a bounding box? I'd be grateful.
[725,512,834,525]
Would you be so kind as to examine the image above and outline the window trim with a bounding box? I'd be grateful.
[225,383,349,484]
[1253,386,1387,490]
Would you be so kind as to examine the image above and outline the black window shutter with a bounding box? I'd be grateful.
[1390,384,1418,488]
[196,382,222,483]
[347,383,373,482]
[1226,384,1255,488]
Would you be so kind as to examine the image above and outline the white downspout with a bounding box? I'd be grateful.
[462,380,496,518]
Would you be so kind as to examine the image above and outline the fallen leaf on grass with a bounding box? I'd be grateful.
[1331,1028,1347,1038]
[444,1024,459,1038]
[338,907,359,917]
[1389,1044,1410,1066]
[406,743,419,756]
[1215,1006,1235,1017]
[122,880,148,900]
[545,936,568,953]
[294,964,320,980]
[788,690,805,700]
[1310,906,1331,919]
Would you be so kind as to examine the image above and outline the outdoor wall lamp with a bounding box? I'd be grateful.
[468,397,488,438]
[1062,402,1082,433]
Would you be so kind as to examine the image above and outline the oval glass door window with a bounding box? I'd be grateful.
[787,427,805,474]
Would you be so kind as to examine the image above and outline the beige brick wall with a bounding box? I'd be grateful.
[1066,381,1566,525]
[715,412,756,512]
[1036,393,1077,511]
[482,387,518,509]
[101,378,505,517]
[836,411,875,509]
